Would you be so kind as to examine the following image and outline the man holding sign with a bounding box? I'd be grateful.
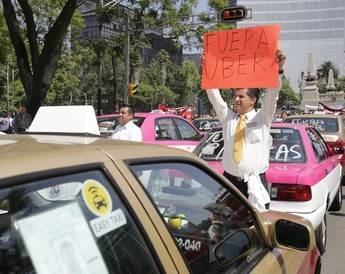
[202,25,286,211]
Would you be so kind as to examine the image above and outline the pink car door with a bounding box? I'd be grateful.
[306,128,341,201]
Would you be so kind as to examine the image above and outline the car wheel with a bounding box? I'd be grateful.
[329,186,342,211]
[315,214,327,255]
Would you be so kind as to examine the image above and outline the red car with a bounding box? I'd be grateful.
[97,112,202,152]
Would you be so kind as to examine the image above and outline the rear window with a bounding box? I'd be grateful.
[270,127,306,163]
[194,129,223,161]
[285,117,339,133]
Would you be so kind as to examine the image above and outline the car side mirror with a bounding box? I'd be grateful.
[275,220,310,250]
[214,229,251,266]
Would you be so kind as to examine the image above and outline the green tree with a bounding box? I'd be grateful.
[2,0,80,115]
[277,79,300,109]
[317,61,339,83]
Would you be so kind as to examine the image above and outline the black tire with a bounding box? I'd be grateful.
[329,186,342,211]
[315,214,327,255]
[342,175,345,186]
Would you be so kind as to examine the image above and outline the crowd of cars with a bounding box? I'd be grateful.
[0,107,320,273]
[97,112,202,152]
[1,107,343,273]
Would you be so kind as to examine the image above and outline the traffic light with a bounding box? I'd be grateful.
[219,6,247,23]
[128,83,138,96]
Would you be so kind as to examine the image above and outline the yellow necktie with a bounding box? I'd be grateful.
[233,114,246,163]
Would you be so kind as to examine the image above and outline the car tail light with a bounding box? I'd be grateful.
[270,184,311,201]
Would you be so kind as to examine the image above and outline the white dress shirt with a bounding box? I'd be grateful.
[111,120,142,142]
[206,77,282,211]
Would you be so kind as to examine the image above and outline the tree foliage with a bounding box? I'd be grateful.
[2,0,80,115]
[277,79,300,109]
[317,61,339,83]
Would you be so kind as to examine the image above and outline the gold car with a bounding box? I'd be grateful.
[0,134,320,273]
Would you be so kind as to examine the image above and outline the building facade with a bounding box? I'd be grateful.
[237,0,345,92]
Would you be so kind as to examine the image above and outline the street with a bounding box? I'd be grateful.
[321,186,345,274]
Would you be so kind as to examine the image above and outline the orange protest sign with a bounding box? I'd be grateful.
[201,25,280,89]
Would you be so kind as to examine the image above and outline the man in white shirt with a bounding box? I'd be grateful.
[111,104,142,142]
[205,50,286,211]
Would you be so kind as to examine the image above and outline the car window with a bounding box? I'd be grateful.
[194,129,224,161]
[131,162,267,274]
[270,127,306,163]
[285,117,339,133]
[0,170,160,273]
[306,128,328,162]
[174,118,201,141]
[97,116,145,136]
[155,118,179,140]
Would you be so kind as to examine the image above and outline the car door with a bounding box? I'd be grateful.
[128,160,315,274]
[0,161,181,273]
[307,128,341,202]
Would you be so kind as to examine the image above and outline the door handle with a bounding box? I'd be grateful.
[324,169,329,174]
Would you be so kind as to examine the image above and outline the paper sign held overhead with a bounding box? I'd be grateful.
[201,25,280,89]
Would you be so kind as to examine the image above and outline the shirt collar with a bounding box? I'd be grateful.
[120,120,134,129]
[237,108,256,121]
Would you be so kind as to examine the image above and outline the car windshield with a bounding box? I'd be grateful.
[270,127,306,163]
[195,127,306,163]
[284,117,339,133]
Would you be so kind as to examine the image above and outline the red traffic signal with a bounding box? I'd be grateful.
[219,6,247,23]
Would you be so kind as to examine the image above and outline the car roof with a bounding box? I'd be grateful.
[97,112,183,119]
[271,122,311,130]
[207,123,309,132]
[0,134,200,179]
[285,114,341,119]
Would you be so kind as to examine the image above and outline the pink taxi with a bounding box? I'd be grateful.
[97,112,202,152]
[194,123,343,254]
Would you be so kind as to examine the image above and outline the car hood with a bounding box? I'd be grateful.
[266,163,308,184]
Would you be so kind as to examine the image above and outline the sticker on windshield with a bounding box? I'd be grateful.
[90,208,127,238]
[82,179,112,216]
[15,202,109,274]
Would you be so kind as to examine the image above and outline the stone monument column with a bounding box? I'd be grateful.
[300,53,320,110]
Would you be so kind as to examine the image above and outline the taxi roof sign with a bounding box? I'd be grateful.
[27,105,100,135]
[219,6,247,23]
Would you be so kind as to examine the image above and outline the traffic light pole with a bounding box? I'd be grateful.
[97,51,102,115]
[124,13,130,104]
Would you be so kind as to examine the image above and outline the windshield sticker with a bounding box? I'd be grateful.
[90,208,127,238]
[37,182,83,201]
[82,179,112,216]
[282,129,294,134]
[15,202,109,274]
[270,128,281,134]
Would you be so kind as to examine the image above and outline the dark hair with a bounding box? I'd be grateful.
[246,88,260,109]
[120,104,135,116]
